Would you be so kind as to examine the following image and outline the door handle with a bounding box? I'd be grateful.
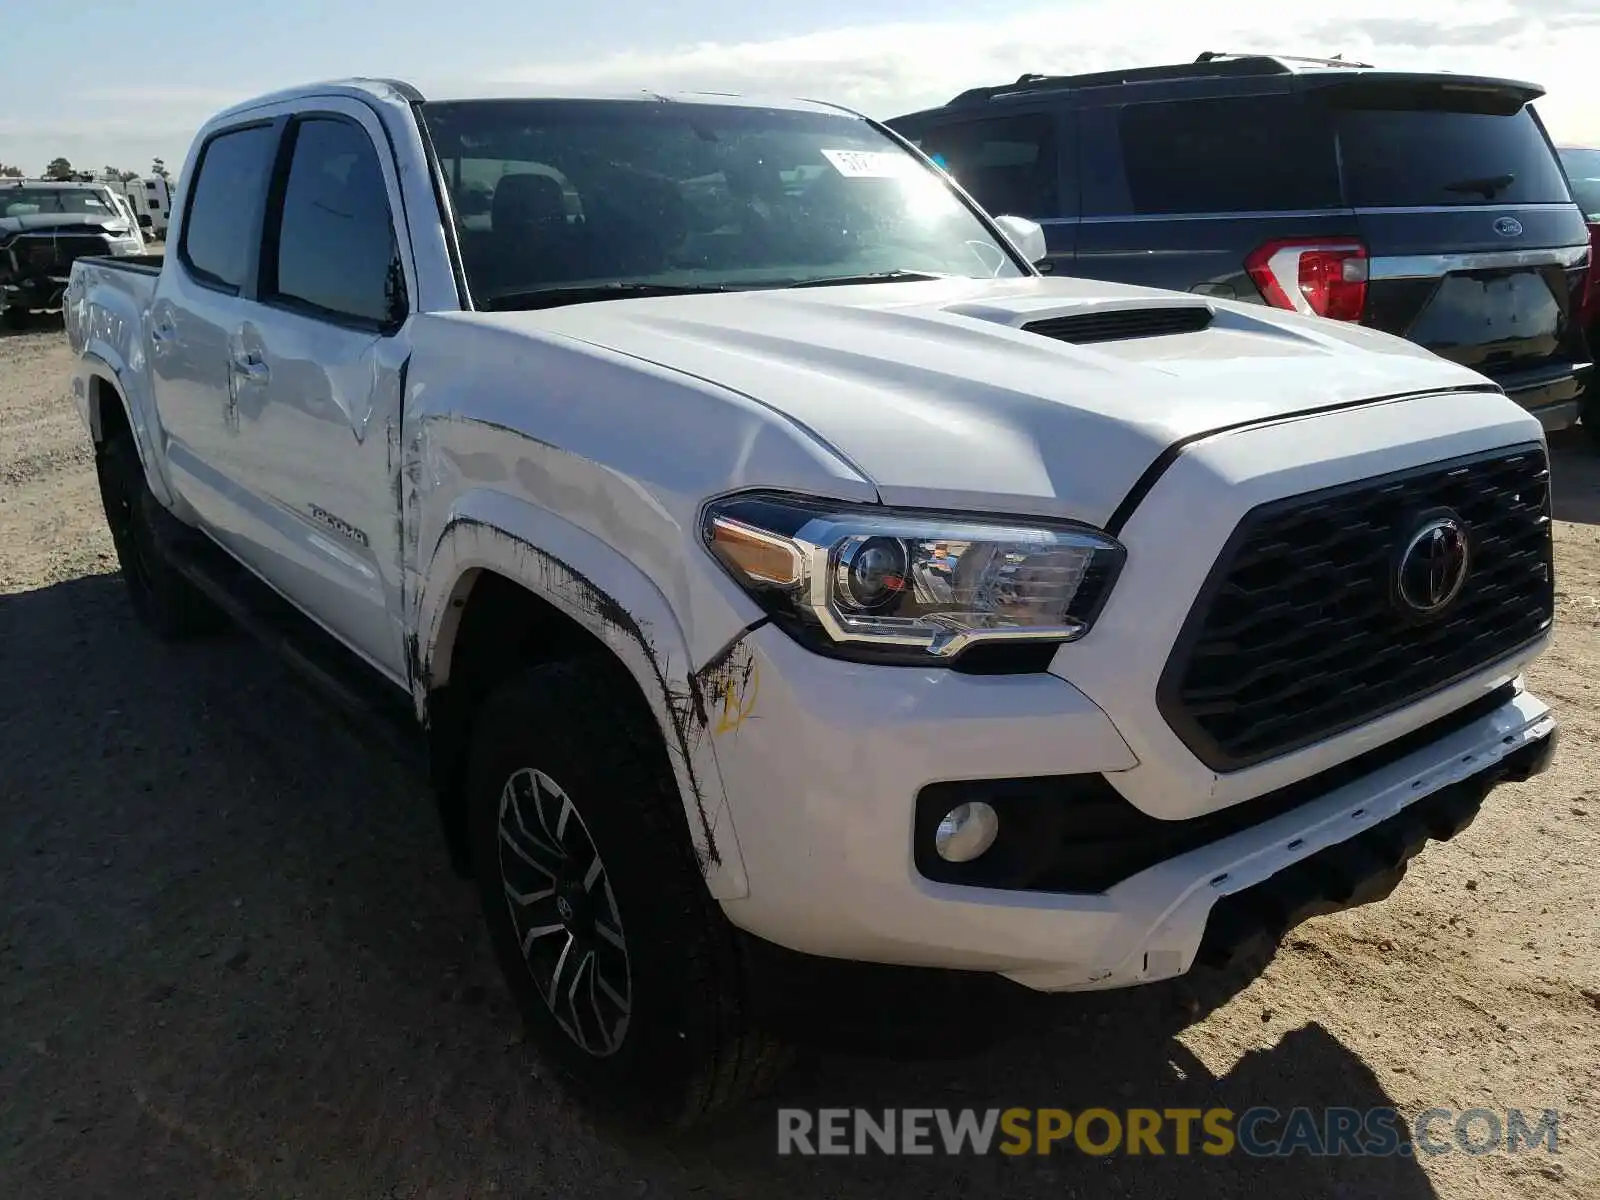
[229,350,270,384]
[149,317,175,353]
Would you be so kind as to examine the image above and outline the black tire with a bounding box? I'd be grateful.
[466,659,789,1128]
[95,432,224,640]
[1,306,30,331]
[1583,399,1600,454]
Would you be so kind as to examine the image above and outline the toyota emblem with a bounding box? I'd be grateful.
[1493,216,1524,238]
[1396,515,1472,615]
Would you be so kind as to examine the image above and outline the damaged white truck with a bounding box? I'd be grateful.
[66,79,1560,1124]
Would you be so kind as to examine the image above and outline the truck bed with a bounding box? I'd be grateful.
[77,253,164,276]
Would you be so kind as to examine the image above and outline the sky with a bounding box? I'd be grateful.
[3,0,1599,179]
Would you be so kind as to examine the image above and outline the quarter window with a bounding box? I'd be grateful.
[1114,95,1341,215]
[915,115,1060,217]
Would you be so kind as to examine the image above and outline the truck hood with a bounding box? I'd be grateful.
[479,275,1497,525]
[0,213,126,236]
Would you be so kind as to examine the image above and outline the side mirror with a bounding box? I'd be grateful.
[992,214,1049,268]
[137,214,152,229]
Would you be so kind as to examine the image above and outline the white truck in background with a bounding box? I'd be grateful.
[65,78,1559,1126]
[1,178,145,325]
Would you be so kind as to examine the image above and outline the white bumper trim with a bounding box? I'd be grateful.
[1004,685,1553,991]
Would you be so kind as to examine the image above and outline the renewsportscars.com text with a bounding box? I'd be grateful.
[776,1106,1562,1158]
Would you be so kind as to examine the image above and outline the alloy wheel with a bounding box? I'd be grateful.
[497,767,633,1057]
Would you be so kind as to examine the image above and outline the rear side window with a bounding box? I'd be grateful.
[915,115,1060,217]
[1559,148,1600,220]
[264,117,403,326]
[1337,99,1572,207]
[181,124,277,291]
[1114,95,1340,215]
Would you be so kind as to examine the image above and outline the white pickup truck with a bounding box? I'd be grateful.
[66,78,1560,1124]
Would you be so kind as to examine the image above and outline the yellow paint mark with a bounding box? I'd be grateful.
[713,661,760,734]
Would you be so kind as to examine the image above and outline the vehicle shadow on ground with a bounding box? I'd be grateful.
[0,574,1440,1199]
[0,311,65,338]
[1549,427,1600,525]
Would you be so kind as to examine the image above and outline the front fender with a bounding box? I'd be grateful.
[416,489,751,900]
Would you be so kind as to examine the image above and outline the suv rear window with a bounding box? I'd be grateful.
[1115,94,1341,215]
[1333,90,1571,208]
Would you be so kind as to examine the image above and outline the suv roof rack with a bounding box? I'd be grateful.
[945,50,1376,106]
[1195,50,1375,69]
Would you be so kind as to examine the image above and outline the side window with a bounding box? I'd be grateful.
[264,117,403,326]
[180,124,278,291]
[917,115,1060,217]
[1113,95,1340,216]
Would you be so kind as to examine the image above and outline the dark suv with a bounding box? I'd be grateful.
[888,52,1594,439]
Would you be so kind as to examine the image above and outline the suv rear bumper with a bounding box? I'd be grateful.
[712,618,1555,991]
[1491,359,1589,431]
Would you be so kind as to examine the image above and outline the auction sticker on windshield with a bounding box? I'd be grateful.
[821,148,921,179]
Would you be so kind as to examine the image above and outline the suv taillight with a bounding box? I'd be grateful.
[1245,238,1368,322]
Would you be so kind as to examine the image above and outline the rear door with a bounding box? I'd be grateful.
[149,120,281,535]
[224,104,414,680]
[1325,78,1592,406]
[1073,86,1353,300]
[889,108,1078,271]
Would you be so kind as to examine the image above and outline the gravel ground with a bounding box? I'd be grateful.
[2,317,1598,1200]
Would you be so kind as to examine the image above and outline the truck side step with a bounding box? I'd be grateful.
[147,508,429,781]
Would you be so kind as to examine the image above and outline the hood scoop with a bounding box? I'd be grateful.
[1022,304,1214,345]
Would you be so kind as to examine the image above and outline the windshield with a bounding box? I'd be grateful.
[1559,148,1600,221]
[419,99,1024,307]
[0,186,116,218]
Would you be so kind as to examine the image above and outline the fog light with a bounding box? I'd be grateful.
[934,801,1000,863]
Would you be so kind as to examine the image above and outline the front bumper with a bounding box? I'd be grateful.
[712,619,1555,994]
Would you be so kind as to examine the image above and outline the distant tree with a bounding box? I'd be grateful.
[44,157,74,180]
[0,163,22,178]
[101,165,139,182]
[150,157,170,179]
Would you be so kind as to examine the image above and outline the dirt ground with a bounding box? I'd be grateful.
[2,316,1598,1200]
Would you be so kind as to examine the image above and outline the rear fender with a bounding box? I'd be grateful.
[71,351,178,509]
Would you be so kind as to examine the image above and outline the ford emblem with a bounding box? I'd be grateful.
[1493,216,1524,238]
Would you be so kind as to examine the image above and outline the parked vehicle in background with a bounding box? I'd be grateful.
[1,179,146,325]
[889,52,1595,442]
[1557,145,1600,443]
[105,178,160,242]
[141,175,173,239]
[102,188,150,251]
[66,78,1558,1127]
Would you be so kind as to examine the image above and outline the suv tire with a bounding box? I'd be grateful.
[1583,391,1600,454]
[95,431,224,640]
[466,659,789,1127]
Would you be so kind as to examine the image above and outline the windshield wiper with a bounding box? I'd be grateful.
[1443,172,1516,200]
[785,271,949,289]
[478,282,731,312]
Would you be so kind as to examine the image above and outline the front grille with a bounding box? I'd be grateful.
[1159,445,1553,771]
[10,234,108,273]
[1022,304,1212,345]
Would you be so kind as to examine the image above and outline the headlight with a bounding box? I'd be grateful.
[702,493,1125,666]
